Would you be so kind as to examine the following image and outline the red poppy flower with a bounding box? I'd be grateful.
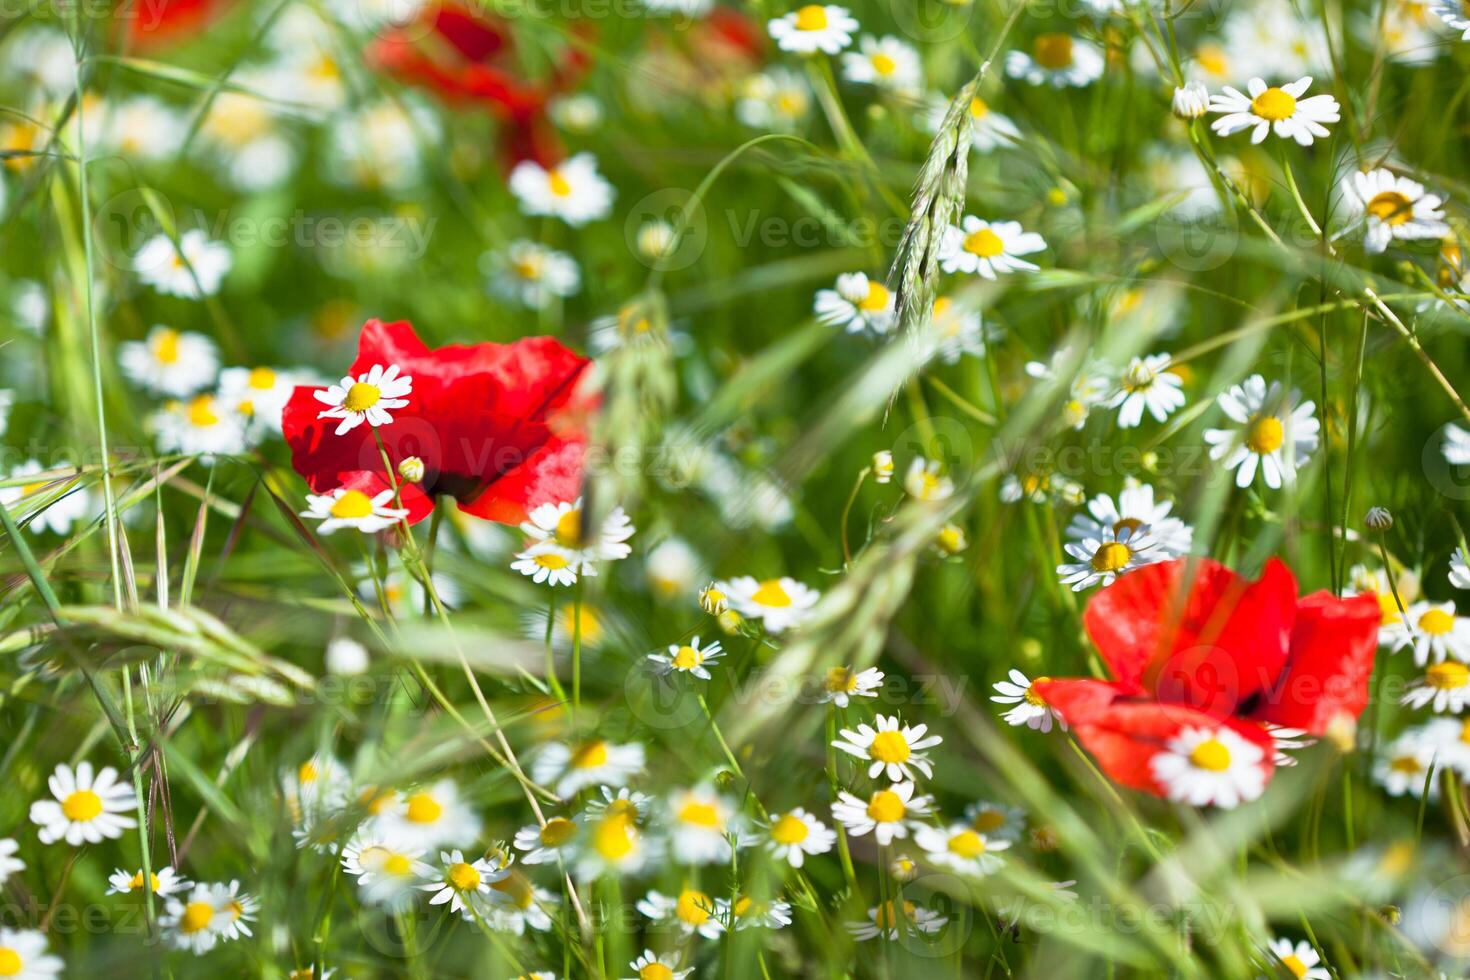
[283,319,596,527]
[121,0,235,50]
[369,3,592,169]
[1034,557,1379,804]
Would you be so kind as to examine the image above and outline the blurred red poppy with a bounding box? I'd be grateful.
[283,319,596,526]
[369,3,592,168]
[122,0,234,50]
[1035,557,1380,802]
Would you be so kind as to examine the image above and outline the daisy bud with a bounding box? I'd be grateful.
[398,456,425,484]
[1364,506,1393,532]
[872,450,894,484]
[1171,81,1209,120]
[699,583,728,615]
[1379,905,1402,925]
[935,522,968,555]
[717,609,743,634]
[325,637,369,676]
[889,853,919,881]
[636,220,677,261]
[1029,826,1060,853]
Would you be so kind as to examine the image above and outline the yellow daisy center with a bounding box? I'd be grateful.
[540,817,580,847]
[571,741,609,769]
[343,382,381,412]
[187,395,220,428]
[672,645,702,670]
[858,280,890,312]
[751,579,793,607]
[969,97,990,119]
[154,328,181,364]
[592,814,636,860]
[1033,33,1074,69]
[874,899,917,928]
[972,809,1006,833]
[329,490,375,520]
[962,227,1005,258]
[1427,662,1470,690]
[180,901,214,934]
[548,169,573,197]
[129,870,161,892]
[1420,608,1456,635]
[771,813,810,844]
[447,862,481,891]
[826,666,860,693]
[383,853,413,876]
[1246,415,1285,454]
[1251,87,1297,121]
[794,4,828,30]
[534,552,572,570]
[405,791,443,824]
[1390,754,1424,774]
[1024,677,1051,707]
[871,52,897,76]
[513,254,544,280]
[1367,190,1413,226]
[1113,517,1144,535]
[869,730,912,764]
[1281,954,1309,979]
[0,949,20,975]
[62,789,103,822]
[676,889,714,925]
[1189,737,1232,772]
[1091,541,1132,573]
[948,830,986,858]
[867,789,906,823]
[640,964,674,980]
[248,366,276,389]
[678,800,722,829]
[1196,44,1229,77]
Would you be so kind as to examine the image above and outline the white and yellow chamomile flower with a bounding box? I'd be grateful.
[991,669,1066,733]
[532,740,646,799]
[313,362,412,434]
[150,394,250,457]
[1005,33,1105,87]
[1339,168,1449,253]
[301,487,408,534]
[486,239,581,310]
[1107,354,1186,428]
[508,153,614,226]
[341,836,432,910]
[939,216,1046,279]
[648,636,725,679]
[1203,374,1319,489]
[107,865,189,897]
[832,714,943,782]
[1384,601,1470,666]
[831,781,931,845]
[419,850,507,917]
[29,761,137,845]
[716,575,821,633]
[0,927,63,978]
[1067,484,1194,560]
[1057,522,1159,591]
[1267,937,1330,979]
[763,807,836,867]
[1149,726,1267,809]
[637,887,725,939]
[768,4,858,55]
[846,899,947,941]
[818,665,884,707]
[119,325,220,397]
[513,816,582,865]
[133,230,232,298]
[1402,661,1470,713]
[667,785,735,865]
[840,35,921,93]
[813,272,895,335]
[375,779,483,851]
[913,822,1010,875]
[1209,76,1340,145]
[624,950,691,980]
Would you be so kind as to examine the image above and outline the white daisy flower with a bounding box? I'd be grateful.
[508,153,614,226]
[1209,76,1340,145]
[326,100,437,191]
[511,545,584,587]
[991,669,1066,733]
[963,800,1026,841]
[485,867,558,934]
[1149,726,1267,809]
[1384,601,1470,665]
[722,895,793,931]
[324,636,370,676]
[119,325,219,397]
[1338,168,1449,253]
[281,756,351,824]
[1067,484,1194,560]
[817,665,884,707]
[164,881,255,952]
[1203,374,1320,489]
[485,240,581,310]
[0,927,63,978]
[3,27,74,97]
[100,95,186,162]
[1374,732,1439,798]
[341,836,432,910]
[840,35,922,94]
[913,822,1010,875]
[1267,937,1330,979]
[29,761,136,845]
[419,850,507,917]
[133,230,232,298]
[1106,354,1186,427]
[513,816,581,865]
[1005,33,1105,87]
[832,714,943,782]
[717,575,821,633]
[668,785,735,865]
[107,865,189,897]
[939,216,1046,279]
[1266,724,1314,767]
[582,785,653,820]
[300,487,408,534]
[313,363,413,435]
[217,366,298,437]
[150,395,250,458]
[1431,0,1470,38]
[763,807,835,868]
[903,456,954,501]
[846,900,947,941]
[625,950,691,980]
[1446,423,1470,465]
[575,809,650,879]
[1402,661,1470,713]
[375,779,483,851]
[532,740,645,799]
[0,462,91,535]
[1057,522,1159,591]
[813,272,895,335]
[648,636,724,680]
[831,781,931,845]
[767,4,858,55]
[1419,717,1470,780]
[644,537,703,600]
[1452,547,1470,590]
[734,67,812,131]
[637,888,725,939]
[927,92,1021,152]
[0,839,23,885]
[520,498,636,570]
[924,295,995,364]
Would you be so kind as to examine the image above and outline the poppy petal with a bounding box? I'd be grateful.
[1248,591,1382,734]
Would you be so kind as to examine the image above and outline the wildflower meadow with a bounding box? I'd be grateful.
[3,0,1470,976]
